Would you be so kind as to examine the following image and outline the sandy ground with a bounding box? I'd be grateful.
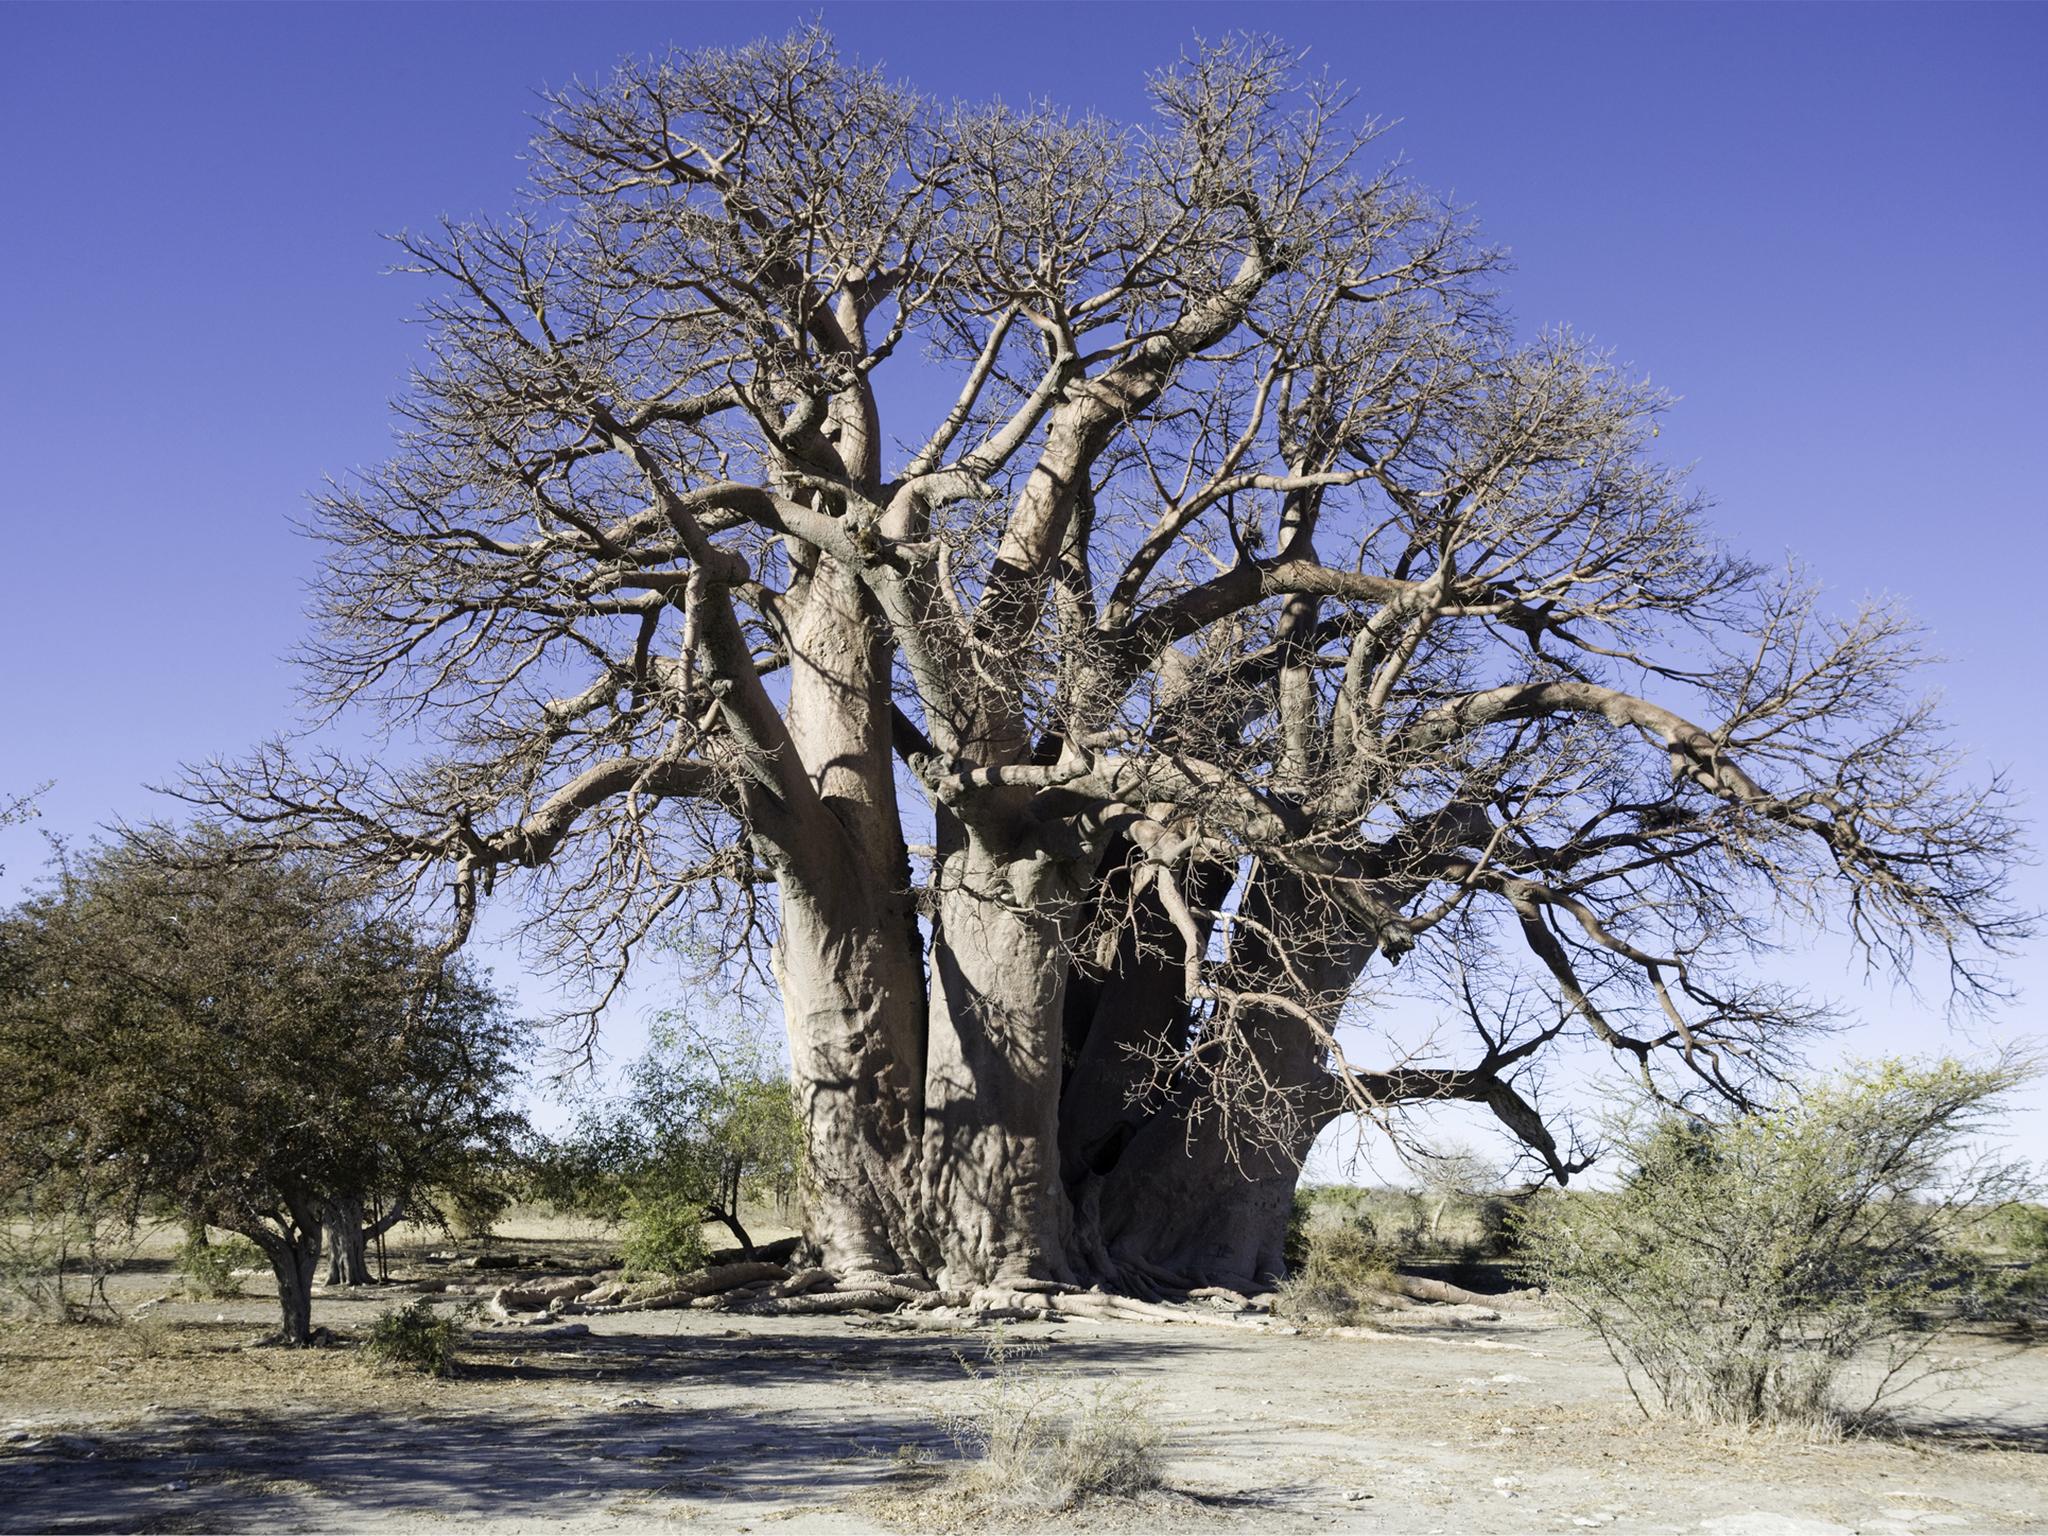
[1,1247,2043,1535]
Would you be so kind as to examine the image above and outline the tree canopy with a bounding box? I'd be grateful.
[0,830,526,1341]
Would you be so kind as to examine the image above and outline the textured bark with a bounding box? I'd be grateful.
[771,881,927,1277]
[921,832,1083,1288]
[324,1194,404,1285]
[1065,865,1378,1291]
[255,1218,324,1346]
[772,537,936,1278]
[323,1196,371,1286]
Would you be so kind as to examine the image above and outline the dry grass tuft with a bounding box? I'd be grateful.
[1276,1217,1400,1328]
[929,1328,1167,1514]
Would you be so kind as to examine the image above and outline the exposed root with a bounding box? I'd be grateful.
[1042,1292,1272,1331]
[573,1260,792,1316]
[491,1256,1527,1335]
[1387,1274,1532,1309]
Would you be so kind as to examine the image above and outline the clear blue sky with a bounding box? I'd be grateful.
[2,2,2043,1153]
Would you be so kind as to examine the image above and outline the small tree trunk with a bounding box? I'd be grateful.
[363,1195,406,1283]
[711,1207,755,1258]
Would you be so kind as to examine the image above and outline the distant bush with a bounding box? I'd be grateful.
[532,1010,803,1271]
[175,1233,263,1298]
[1473,1194,1521,1259]
[937,1328,1166,1511]
[617,1190,711,1276]
[362,1298,464,1376]
[1516,1057,2038,1433]
[1991,1202,2048,1263]
[0,1184,136,1322]
[445,1184,511,1243]
[1277,1207,1397,1327]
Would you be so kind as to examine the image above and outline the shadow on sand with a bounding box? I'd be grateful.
[0,1323,1205,1532]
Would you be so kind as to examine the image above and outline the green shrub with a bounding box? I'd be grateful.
[617,1190,710,1276]
[1474,1194,1520,1259]
[1283,1191,1313,1271]
[447,1185,510,1243]
[175,1234,263,1298]
[1516,1057,2037,1433]
[362,1298,464,1376]
[1992,1202,2048,1263]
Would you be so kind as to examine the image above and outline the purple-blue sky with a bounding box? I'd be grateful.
[2,2,2043,1155]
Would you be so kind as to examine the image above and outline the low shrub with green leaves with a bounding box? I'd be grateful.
[1991,1202,2048,1264]
[1515,1056,2038,1433]
[616,1190,712,1276]
[362,1298,465,1376]
[175,1233,263,1298]
[530,1010,803,1275]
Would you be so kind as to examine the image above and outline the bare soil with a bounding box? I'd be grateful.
[2,1239,2043,1534]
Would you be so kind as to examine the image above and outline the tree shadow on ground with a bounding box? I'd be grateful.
[1885,1413,2048,1455]
[457,1316,1206,1392]
[0,1326,1208,1533]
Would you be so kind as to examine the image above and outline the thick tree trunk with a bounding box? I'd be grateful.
[775,548,934,1279]
[1088,1086,1325,1291]
[324,1194,404,1284]
[776,839,1377,1295]
[773,876,929,1278]
[1064,863,1378,1292]
[921,833,1083,1289]
[323,1196,372,1286]
[254,1220,324,1346]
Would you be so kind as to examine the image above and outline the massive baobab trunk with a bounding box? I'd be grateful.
[197,31,2023,1301]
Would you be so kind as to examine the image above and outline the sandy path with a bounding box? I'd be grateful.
[2,1283,2044,1533]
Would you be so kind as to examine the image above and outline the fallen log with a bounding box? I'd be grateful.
[580,1260,790,1315]
[769,1267,837,1299]
[490,1275,599,1314]
[1387,1274,1527,1309]
[745,1285,923,1316]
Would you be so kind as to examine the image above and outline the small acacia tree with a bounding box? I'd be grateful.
[1516,1056,2039,1431]
[186,30,2026,1294]
[0,829,526,1344]
[537,1011,802,1268]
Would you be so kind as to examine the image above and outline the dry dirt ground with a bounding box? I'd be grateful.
[1,1238,2043,1534]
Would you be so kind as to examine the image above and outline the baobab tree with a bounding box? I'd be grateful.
[187,31,2023,1299]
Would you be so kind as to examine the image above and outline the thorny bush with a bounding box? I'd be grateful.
[1515,1056,2039,1433]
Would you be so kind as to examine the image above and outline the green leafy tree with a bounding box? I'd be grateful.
[0,829,527,1343]
[537,1012,803,1269]
[1515,1056,2039,1430]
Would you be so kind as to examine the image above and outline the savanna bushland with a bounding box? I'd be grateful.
[179,29,2024,1299]
[2,27,2043,1536]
